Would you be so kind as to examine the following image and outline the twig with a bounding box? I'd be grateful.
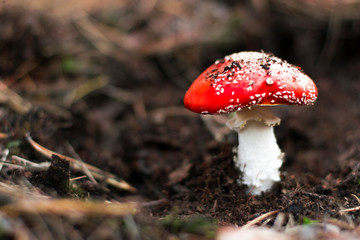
[339,194,360,214]
[243,210,280,229]
[11,155,51,170]
[65,141,97,184]
[11,155,49,168]
[25,133,136,192]
[340,206,360,213]
[2,162,50,171]
[301,190,327,200]
[70,176,88,181]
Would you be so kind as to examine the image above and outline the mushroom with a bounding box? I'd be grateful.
[184,51,318,195]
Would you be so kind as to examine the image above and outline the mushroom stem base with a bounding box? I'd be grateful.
[228,108,283,195]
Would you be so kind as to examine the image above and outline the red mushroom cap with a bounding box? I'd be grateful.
[184,51,318,114]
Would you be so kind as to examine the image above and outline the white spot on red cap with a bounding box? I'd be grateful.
[266,78,274,85]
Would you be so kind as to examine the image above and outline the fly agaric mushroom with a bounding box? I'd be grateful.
[184,51,317,195]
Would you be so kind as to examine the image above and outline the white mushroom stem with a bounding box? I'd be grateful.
[226,107,283,195]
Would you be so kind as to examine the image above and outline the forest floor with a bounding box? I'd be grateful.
[1,0,360,239]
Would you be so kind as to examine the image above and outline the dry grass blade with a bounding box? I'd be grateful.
[0,81,32,114]
[0,132,9,139]
[351,194,360,204]
[1,199,138,218]
[25,133,136,192]
[63,75,108,107]
[7,0,129,19]
[0,148,9,171]
[0,181,48,201]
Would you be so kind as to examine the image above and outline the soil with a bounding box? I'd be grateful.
[1,1,360,239]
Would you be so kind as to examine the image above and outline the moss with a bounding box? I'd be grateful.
[161,212,217,238]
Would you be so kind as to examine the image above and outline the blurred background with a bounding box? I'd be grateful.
[2,0,360,85]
